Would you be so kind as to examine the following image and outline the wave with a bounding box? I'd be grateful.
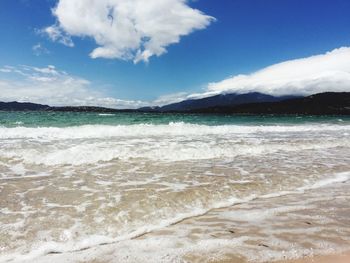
[2,138,347,166]
[1,122,349,166]
[0,122,349,140]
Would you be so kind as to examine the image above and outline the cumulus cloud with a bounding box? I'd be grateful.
[206,47,350,96]
[42,0,214,63]
[0,65,147,108]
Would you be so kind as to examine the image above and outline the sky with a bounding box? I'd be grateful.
[0,0,350,108]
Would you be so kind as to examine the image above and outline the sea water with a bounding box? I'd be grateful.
[0,112,349,262]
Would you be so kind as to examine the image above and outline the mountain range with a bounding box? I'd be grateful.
[0,92,349,115]
[187,92,350,115]
[140,92,300,112]
[0,101,49,111]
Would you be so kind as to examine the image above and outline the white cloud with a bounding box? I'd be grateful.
[42,25,74,47]
[153,92,189,106]
[32,43,50,56]
[149,47,350,105]
[207,47,350,96]
[0,65,147,109]
[43,0,214,63]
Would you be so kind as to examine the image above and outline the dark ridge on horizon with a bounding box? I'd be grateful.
[157,92,301,112]
[186,92,350,115]
[47,106,133,113]
[0,101,50,111]
[0,92,349,115]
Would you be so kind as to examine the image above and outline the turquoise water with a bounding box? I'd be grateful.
[0,111,349,127]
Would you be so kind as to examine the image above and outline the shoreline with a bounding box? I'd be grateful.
[22,180,350,263]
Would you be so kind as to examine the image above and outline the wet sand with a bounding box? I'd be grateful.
[279,252,350,263]
[30,180,350,263]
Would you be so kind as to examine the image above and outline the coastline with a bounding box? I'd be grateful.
[1,115,349,263]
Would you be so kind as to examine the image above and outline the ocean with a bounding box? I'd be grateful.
[0,112,350,262]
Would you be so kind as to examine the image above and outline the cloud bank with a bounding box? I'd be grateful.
[43,0,214,63]
[0,65,146,108]
[206,47,350,96]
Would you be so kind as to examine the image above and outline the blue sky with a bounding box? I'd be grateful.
[0,0,350,107]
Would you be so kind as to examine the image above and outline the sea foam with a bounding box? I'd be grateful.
[0,122,349,140]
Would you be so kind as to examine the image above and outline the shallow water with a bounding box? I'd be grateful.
[0,112,349,262]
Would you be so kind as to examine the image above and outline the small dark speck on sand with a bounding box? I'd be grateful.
[258,244,269,248]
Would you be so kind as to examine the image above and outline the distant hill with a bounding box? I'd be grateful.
[157,92,300,112]
[47,106,129,113]
[0,101,49,111]
[0,101,124,112]
[188,92,350,115]
[1,92,349,115]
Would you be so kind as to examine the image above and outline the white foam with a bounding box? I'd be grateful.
[0,172,50,181]
[98,113,115,116]
[299,171,350,190]
[0,194,254,263]
[219,205,311,222]
[1,122,348,166]
[1,137,347,166]
[9,163,26,175]
[0,122,349,140]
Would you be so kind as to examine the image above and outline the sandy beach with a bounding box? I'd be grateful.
[22,178,349,263]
